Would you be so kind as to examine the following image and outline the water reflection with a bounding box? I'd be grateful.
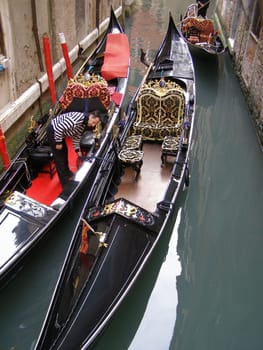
[129,208,182,350]
[194,54,219,107]
[170,48,263,350]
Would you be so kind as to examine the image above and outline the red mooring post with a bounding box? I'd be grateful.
[0,127,10,170]
[43,35,57,105]
[59,33,73,80]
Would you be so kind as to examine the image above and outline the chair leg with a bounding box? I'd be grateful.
[134,160,143,181]
[161,153,165,168]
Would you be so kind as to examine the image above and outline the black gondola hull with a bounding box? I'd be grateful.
[37,214,155,349]
[0,7,130,286]
[35,12,195,350]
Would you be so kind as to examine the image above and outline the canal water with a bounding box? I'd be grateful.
[1,1,263,349]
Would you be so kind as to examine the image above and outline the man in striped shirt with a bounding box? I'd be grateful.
[47,110,102,188]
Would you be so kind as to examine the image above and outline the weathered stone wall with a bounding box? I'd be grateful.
[0,0,122,165]
[216,0,263,146]
[8,0,41,96]
[0,0,122,108]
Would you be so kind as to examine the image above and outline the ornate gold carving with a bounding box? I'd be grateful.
[71,73,108,88]
[141,79,184,96]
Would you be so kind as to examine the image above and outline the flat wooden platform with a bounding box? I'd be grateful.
[116,142,173,212]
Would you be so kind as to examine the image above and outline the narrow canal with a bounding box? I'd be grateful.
[1,1,263,349]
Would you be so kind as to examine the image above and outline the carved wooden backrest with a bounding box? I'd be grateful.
[59,75,111,111]
[136,80,185,126]
[136,87,160,125]
[182,18,214,36]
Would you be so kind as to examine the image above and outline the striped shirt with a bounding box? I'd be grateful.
[51,111,87,150]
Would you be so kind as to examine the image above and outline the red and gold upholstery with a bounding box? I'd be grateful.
[59,76,111,111]
[182,17,214,44]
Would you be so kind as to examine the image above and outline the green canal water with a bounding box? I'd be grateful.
[0,1,263,349]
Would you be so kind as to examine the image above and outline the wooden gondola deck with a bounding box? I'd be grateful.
[116,142,173,212]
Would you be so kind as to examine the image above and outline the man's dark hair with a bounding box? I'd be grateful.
[89,110,102,120]
[90,109,108,128]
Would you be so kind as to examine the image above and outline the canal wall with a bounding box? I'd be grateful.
[0,0,123,167]
[216,0,263,148]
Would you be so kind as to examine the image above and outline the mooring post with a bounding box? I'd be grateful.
[0,127,10,170]
[43,35,57,105]
[59,33,73,80]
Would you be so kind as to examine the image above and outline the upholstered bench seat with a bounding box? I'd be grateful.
[132,123,157,140]
[122,135,143,150]
[118,149,143,181]
[161,135,180,167]
[133,123,181,141]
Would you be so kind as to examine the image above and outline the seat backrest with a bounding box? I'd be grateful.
[136,80,185,128]
[159,88,185,127]
[183,17,214,35]
[136,87,160,125]
[59,78,111,112]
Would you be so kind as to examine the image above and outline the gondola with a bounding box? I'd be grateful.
[180,3,225,56]
[34,13,195,350]
[0,7,130,285]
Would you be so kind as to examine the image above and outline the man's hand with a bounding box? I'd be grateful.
[56,144,63,150]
